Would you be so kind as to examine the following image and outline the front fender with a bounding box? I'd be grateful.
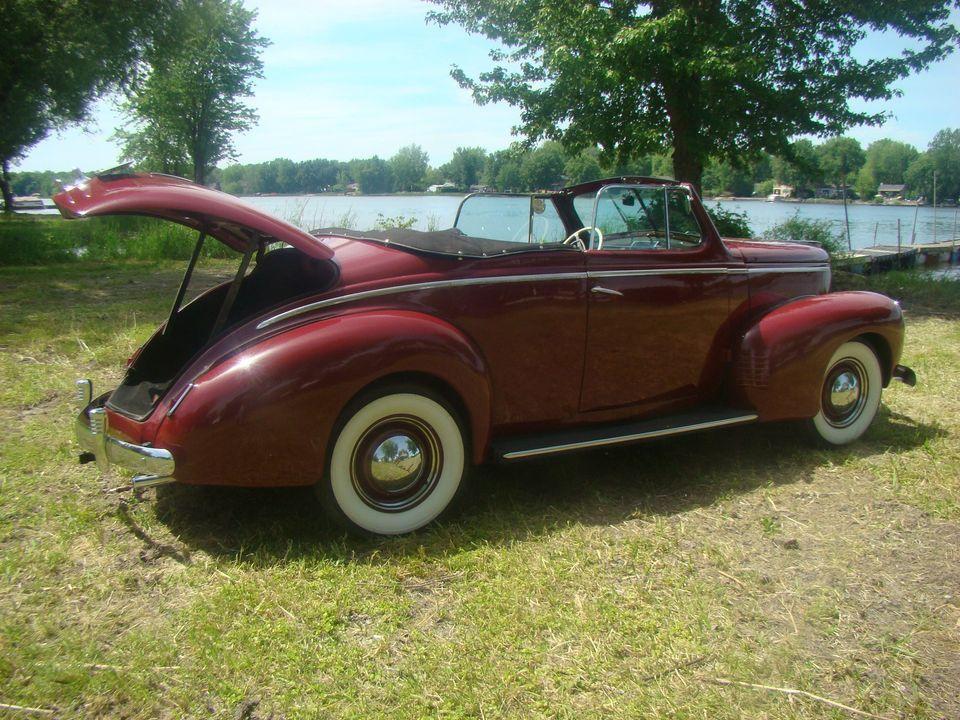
[154,310,492,487]
[732,291,904,422]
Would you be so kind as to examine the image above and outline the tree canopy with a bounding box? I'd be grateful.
[0,0,167,211]
[117,0,268,184]
[427,0,959,192]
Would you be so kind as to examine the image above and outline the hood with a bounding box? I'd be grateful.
[52,172,333,260]
[723,238,829,264]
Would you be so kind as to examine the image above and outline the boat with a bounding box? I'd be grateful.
[12,194,45,210]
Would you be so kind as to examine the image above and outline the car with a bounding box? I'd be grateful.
[60,171,916,536]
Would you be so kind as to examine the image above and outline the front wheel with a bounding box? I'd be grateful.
[810,340,882,445]
[318,389,469,536]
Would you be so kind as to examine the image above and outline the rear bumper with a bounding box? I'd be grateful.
[75,379,176,489]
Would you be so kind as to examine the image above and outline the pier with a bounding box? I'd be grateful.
[835,239,959,274]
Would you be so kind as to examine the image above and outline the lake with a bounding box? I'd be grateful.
[30,192,959,250]
[244,194,958,250]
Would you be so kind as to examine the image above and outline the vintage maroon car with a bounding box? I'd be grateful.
[59,172,915,535]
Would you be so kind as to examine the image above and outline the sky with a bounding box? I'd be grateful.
[15,0,960,173]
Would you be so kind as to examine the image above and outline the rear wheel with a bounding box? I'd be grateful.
[318,389,468,536]
[810,340,882,445]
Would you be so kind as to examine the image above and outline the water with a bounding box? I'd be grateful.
[27,193,960,250]
[245,194,959,250]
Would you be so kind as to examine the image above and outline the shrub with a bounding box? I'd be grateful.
[706,203,753,238]
[373,213,417,230]
[759,214,846,261]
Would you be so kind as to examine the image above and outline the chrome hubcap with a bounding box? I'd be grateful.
[822,359,868,428]
[351,416,442,512]
[370,434,424,491]
[829,371,860,414]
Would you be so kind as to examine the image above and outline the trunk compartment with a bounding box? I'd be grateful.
[108,247,338,418]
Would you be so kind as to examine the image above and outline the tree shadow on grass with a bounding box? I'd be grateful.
[151,407,946,566]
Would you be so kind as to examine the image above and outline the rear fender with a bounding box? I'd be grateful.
[154,310,491,487]
[732,291,904,422]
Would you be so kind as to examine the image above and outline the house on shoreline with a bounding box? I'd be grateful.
[877,183,907,202]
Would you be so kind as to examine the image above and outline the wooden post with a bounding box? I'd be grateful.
[897,218,902,270]
[910,201,920,245]
[872,221,879,247]
[933,170,938,245]
[952,205,957,264]
[842,181,852,251]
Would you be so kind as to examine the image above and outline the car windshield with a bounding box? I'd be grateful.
[572,185,704,250]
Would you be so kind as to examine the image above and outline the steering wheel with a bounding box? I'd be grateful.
[563,226,604,250]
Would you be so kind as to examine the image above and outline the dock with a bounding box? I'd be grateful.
[836,239,958,274]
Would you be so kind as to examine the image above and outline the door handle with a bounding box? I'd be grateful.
[590,285,623,297]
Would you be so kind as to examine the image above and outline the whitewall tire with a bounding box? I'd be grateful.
[810,340,882,446]
[319,390,468,536]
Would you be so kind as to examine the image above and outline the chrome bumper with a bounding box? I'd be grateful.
[892,364,917,387]
[75,379,176,489]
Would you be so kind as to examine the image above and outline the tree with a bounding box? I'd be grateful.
[427,1,958,193]
[564,149,604,185]
[355,156,393,194]
[520,141,566,189]
[906,128,960,202]
[390,145,430,191]
[117,0,268,185]
[771,139,821,194]
[856,139,919,198]
[0,1,166,211]
[441,146,488,188]
[817,137,865,194]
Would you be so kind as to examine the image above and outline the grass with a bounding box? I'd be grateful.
[0,261,959,718]
[0,215,234,266]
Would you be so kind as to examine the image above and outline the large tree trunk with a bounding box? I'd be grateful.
[1,159,14,214]
[671,142,705,196]
[662,73,706,194]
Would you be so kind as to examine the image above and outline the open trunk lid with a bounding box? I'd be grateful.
[52,171,334,260]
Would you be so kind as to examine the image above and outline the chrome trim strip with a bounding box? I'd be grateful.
[256,263,829,330]
[166,383,195,417]
[256,272,587,329]
[746,265,830,274]
[589,267,745,278]
[501,413,759,459]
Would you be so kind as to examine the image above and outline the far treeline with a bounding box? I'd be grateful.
[11,128,959,202]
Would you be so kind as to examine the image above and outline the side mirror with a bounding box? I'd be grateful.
[621,195,636,207]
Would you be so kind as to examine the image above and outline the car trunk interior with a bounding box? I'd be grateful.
[107,236,338,419]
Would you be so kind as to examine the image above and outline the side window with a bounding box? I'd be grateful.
[666,188,704,248]
[530,198,566,244]
[455,195,531,243]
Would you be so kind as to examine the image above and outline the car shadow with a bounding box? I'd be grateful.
[150,407,945,565]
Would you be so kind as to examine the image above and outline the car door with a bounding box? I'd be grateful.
[578,184,737,415]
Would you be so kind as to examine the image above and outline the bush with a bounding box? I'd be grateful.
[706,203,753,238]
[373,213,417,230]
[759,213,847,261]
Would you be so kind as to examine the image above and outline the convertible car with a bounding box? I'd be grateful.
[60,172,916,535]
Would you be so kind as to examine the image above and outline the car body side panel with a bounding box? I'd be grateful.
[153,310,492,486]
[733,291,904,421]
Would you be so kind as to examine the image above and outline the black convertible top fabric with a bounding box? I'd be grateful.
[310,227,574,259]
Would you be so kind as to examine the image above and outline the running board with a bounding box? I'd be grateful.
[494,407,758,461]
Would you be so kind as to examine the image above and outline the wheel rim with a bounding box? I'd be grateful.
[821,358,869,428]
[350,415,443,512]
